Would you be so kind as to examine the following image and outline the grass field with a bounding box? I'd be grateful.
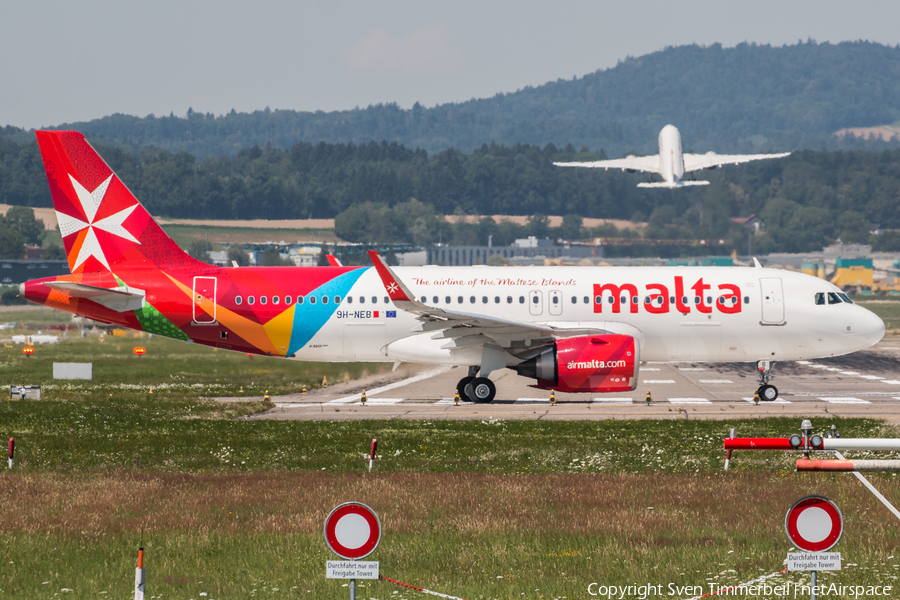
[2,319,900,598]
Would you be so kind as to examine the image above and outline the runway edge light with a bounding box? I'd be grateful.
[8,437,13,469]
[134,543,145,600]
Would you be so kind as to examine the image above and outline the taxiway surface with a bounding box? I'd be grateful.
[241,339,900,422]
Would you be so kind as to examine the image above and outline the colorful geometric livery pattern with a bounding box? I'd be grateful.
[23,131,369,357]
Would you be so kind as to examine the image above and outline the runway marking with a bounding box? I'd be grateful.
[592,398,634,404]
[743,397,791,404]
[883,380,900,385]
[642,368,661,371]
[668,397,711,404]
[699,379,733,384]
[327,366,452,404]
[353,397,406,405]
[796,360,812,365]
[514,398,551,404]
[819,397,871,404]
[643,380,675,384]
[678,367,706,371]
[436,398,474,405]
[840,371,860,375]
[858,375,884,380]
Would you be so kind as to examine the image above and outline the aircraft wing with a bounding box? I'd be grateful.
[43,281,145,312]
[553,154,660,174]
[367,252,607,355]
[682,151,791,173]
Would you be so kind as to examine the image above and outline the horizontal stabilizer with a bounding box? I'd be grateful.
[43,281,145,312]
[637,180,710,189]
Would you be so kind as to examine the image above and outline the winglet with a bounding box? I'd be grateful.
[368,251,415,303]
[326,255,343,267]
[752,257,763,268]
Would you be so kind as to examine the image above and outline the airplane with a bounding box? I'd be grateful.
[19,131,883,403]
[553,124,791,189]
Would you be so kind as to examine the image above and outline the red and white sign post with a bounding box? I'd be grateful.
[785,496,843,600]
[324,502,382,600]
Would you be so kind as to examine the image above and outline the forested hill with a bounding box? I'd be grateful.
[5,41,900,158]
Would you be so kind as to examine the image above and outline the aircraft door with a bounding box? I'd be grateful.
[760,277,785,324]
[529,290,543,316]
[548,290,563,316]
[192,276,217,323]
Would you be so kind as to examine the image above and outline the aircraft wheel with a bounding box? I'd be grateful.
[466,377,496,403]
[457,377,475,402]
[758,384,778,402]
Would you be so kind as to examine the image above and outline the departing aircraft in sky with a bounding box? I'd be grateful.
[20,131,881,403]
[553,124,791,188]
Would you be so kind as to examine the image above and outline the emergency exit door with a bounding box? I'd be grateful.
[760,277,785,325]
[192,276,217,323]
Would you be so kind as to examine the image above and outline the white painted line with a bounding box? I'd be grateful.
[592,398,634,404]
[668,397,711,404]
[643,380,676,384]
[839,371,860,375]
[858,375,884,380]
[641,368,660,371]
[678,367,706,371]
[514,398,551,404]
[796,360,812,365]
[883,380,900,385]
[699,379,733,384]
[743,397,791,404]
[327,366,452,403]
[819,397,871,404]
[436,398,474,405]
[353,398,405,405]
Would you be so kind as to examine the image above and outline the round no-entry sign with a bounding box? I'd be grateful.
[324,502,382,560]
[784,495,843,552]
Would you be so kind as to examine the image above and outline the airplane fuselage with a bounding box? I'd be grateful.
[658,124,685,185]
[23,264,884,367]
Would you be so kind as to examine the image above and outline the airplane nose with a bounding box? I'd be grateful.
[18,283,24,299]
[860,307,885,346]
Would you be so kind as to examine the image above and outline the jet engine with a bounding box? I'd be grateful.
[515,334,639,393]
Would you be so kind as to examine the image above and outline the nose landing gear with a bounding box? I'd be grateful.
[755,360,778,401]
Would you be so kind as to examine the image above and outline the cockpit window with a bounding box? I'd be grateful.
[827,292,842,305]
[838,293,853,304]
[815,293,825,305]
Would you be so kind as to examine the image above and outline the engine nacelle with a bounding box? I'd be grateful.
[515,334,639,393]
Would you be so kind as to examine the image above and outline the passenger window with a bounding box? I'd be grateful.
[260,296,267,305]
[533,296,540,304]
[839,293,853,303]
[583,296,589,304]
[694,297,701,304]
[670,296,675,304]
[519,296,525,304]
[272,296,280,305]
[495,296,501,304]
[595,295,602,304]
[346,296,352,304]
[434,296,439,304]
[371,296,377,304]
[743,296,750,304]
[552,296,559,305]
[248,296,255,305]
[359,296,365,304]
[322,296,329,304]
[620,296,626,304]
[470,296,476,304]
[632,296,638,305]
[334,296,341,304]
[571,296,577,304]
[285,296,292,304]
[458,296,464,303]
[507,296,513,304]
[297,296,304,305]
[420,296,426,303]
[445,296,451,304]
[384,296,389,304]
[235,296,243,305]
[815,293,825,305]
[309,296,317,305]
[482,296,488,304]
[828,292,841,305]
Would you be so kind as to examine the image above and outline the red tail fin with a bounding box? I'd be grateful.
[36,131,196,274]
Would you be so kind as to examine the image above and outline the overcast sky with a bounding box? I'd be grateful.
[3,0,899,129]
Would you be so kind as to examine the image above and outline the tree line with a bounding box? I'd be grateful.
[2,133,900,256]
[4,41,900,158]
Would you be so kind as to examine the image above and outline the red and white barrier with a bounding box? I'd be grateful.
[369,439,378,472]
[8,437,13,469]
[134,546,145,600]
[381,575,469,600]
[797,459,900,472]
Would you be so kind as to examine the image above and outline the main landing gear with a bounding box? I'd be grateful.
[457,367,497,403]
[756,360,778,401]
